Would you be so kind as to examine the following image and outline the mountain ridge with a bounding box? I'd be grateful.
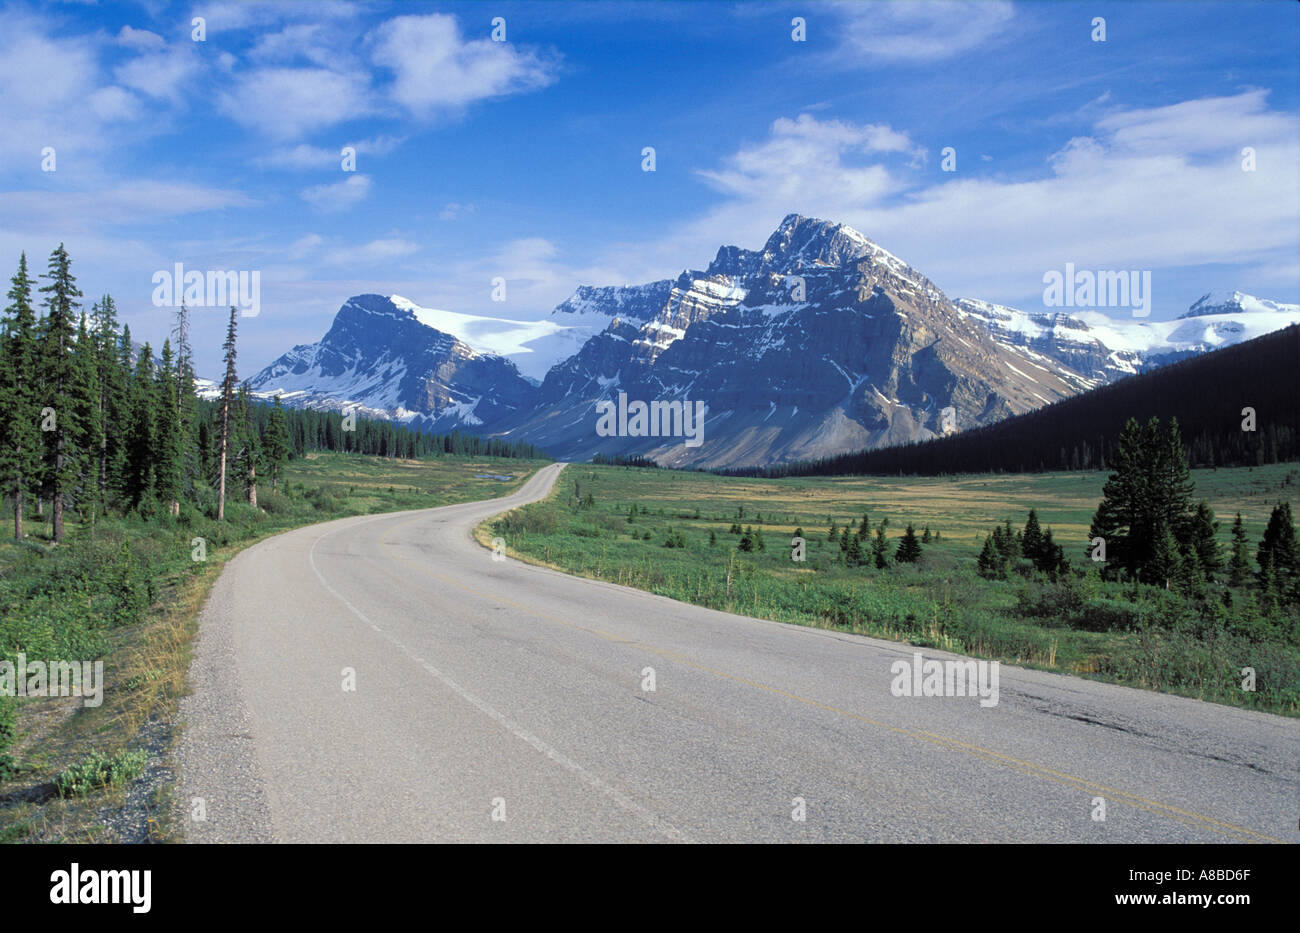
[245,215,1300,468]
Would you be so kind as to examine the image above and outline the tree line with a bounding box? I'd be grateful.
[0,245,545,543]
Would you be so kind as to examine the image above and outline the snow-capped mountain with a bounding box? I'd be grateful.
[497,214,1082,467]
[247,294,536,429]
[243,216,1299,468]
[953,291,1300,384]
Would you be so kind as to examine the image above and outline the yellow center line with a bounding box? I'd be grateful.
[356,509,1285,844]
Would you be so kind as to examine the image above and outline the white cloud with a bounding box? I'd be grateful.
[835,1,1015,64]
[0,183,256,235]
[286,234,325,259]
[116,26,165,52]
[697,114,924,203]
[217,67,374,139]
[369,13,557,116]
[113,43,202,105]
[589,93,1300,308]
[324,237,420,265]
[440,202,477,221]
[259,135,405,170]
[300,174,372,211]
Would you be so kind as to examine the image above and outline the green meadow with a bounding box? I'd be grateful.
[484,462,1300,715]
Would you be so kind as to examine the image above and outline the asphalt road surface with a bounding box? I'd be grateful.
[175,462,1297,843]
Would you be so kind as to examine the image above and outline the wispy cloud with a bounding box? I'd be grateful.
[834,1,1016,64]
[300,174,372,211]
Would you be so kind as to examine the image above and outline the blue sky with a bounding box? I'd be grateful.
[2,0,1297,377]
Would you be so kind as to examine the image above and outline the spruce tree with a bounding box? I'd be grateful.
[216,306,238,520]
[36,243,84,542]
[69,313,102,523]
[1088,417,1198,584]
[1257,502,1296,597]
[261,395,289,496]
[1227,513,1251,587]
[1149,522,1181,591]
[0,254,39,540]
[977,535,1002,579]
[871,522,888,569]
[91,294,124,507]
[845,532,863,567]
[894,523,922,563]
[1188,501,1222,579]
[1022,509,1044,566]
[155,340,184,515]
[123,344,158,512]
[232,383,258,507]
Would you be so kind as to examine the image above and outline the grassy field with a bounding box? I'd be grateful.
[0,453,545,843]
[483,462,1300,715]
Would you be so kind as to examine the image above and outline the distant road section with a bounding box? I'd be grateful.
[176,463,1297,843]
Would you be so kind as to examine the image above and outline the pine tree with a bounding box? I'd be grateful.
[1022,509,1044,566]
[0,254,40,540]
[155,340,184,515]
[895,523,922,563]
[123,344,158,512]
[69,313,102,523]
[1257,502,1296,598]
[1149,522,1181,591]
[231,384,258,507]
[921,525,931,544]
[871,522,889,569]
[1036,527,1067,578]
[977,535,1002,579]
[261,395,289,496]
[1174,543,1204,598]
[1227,513,1251,587]
[90,294,124,507]
[857,513,870,541]
[845,532,864,567]
[1157,418,1196,539]
[1088,417,1198,584]
[170,301,200,503]
[216,306,238,520]
[36,243,84,543]
[1188,500,1222,579]
[827,520,837,542]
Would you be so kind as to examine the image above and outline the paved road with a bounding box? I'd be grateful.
[176,462,1297,843]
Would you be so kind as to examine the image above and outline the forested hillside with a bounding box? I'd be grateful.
[727,324,1299,478]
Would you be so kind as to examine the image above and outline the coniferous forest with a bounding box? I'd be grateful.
[0,245,545,544]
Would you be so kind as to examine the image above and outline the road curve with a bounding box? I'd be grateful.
[175,462,1297,843]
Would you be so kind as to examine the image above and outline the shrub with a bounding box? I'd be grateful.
[258,490,293,515]
[1074,597,1145,632]
[54,748,149,797]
